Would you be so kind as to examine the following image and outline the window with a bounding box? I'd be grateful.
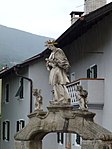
[76,134,80,145]
[16,120,25,132]
[87,64,97,78]
[15,78,24,99]
[5,84,9,102]
[57,133,64,144]
[3,120,10,141]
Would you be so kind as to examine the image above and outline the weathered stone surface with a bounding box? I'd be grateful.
[14,141,29,149]
[82,140,111,149]
[14,105,112,149]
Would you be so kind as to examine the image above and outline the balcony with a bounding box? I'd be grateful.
[66,78,104,110]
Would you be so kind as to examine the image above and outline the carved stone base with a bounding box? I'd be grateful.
[14,104,112,149]
[82,140,111,149]
[49,98,70,105]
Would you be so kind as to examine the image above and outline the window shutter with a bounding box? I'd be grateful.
[57,132,60,143]
[3,121,10,141]
[3,122,6,140]
[87,68,90,78]
[5,84,9,102]
[76,134,80,145]
[20,120,25,129]
[87,65,97,79]
[15,78,24,99]
[93,65,97,78]
[57,133,64,144]
[6,121,10,141]
[16,121,20,132]
[20,78,23,99]
[61,133,64,144]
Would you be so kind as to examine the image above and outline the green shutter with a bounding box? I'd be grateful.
[16,121,20,132]
[5,84,9,102]
[6,121,10,141]
[93,65,97,78]
[61,133,64,144]
[15,78,23,99]
[57,132,60,143]
[87,68,91,78]
[3,122,6,140]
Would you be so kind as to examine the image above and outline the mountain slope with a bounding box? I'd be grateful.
[0,25,52,69]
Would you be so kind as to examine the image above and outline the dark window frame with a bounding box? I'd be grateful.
[3,120,10,141]
[16,119,25,132]
[76,133,80,145]
[15,78,24,99]
[57,132,64,144]
[87,64,97,79]
[5,83,9,102]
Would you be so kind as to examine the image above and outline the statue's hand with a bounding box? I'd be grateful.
[45,58,48,61]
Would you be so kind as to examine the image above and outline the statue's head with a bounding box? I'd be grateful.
[45,40,58,50]
[33,89,41,96]
[76,85,83,91]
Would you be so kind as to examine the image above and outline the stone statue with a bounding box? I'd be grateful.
[32,89,43,110]
[75,85,88,110]
[45,40,70,104]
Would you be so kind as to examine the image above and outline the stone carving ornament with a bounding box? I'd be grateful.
[32,89,43,110]
[75,85,88,110]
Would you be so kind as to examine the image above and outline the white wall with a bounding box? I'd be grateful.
[0,79,1,114]
[1,67,30,149]
[101,15,112,131]
[43,133,58,149]
[29,58,52,110]
[65,13,112,130]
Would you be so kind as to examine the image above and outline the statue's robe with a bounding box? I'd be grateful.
[48,48,70,101]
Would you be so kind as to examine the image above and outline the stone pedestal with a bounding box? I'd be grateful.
[82,140,111,149]
[29,139,42,149]
[14,104,112,149]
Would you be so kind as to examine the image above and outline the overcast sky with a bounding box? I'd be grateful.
[0,0,112,38]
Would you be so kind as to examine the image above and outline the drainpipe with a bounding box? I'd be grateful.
[14,66,33,113]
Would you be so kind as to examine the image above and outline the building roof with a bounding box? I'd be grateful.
[56,2,112,47]
[0,2,112,78]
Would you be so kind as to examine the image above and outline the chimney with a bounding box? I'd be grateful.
[84,0,107,14]
[70,11,84,25]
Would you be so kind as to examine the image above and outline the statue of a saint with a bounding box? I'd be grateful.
[45,40,70,104]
